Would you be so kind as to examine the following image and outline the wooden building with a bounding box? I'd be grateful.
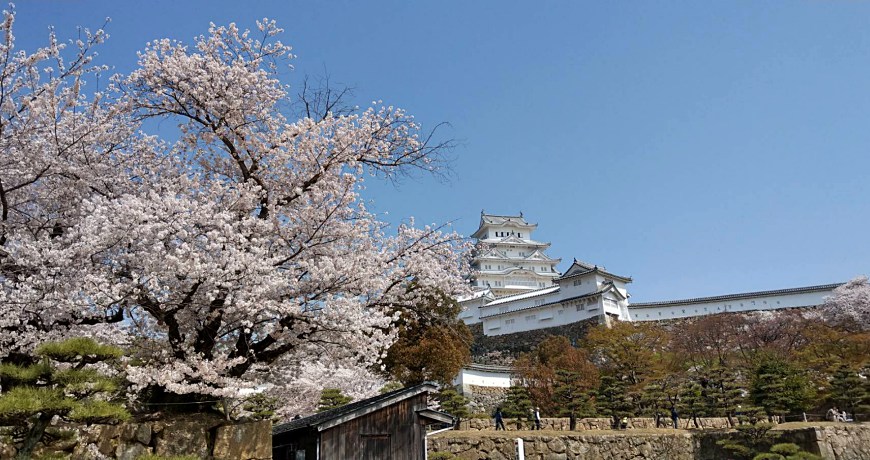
[272,383,453,460]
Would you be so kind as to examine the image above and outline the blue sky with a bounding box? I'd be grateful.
[14,1,870,301]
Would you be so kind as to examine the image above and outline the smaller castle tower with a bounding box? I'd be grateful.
[469,211,561,297]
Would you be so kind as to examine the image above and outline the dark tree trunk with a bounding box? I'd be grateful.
[17,413,51,460]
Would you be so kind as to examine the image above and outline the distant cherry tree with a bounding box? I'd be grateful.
[821,276,870,332]
[0,6,469,407]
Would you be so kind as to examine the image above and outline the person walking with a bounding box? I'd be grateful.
[534,407,542,430]
[670,406,679,429]
[494,407,506,431]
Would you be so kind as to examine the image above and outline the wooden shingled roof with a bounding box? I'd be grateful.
[272,382,452,435]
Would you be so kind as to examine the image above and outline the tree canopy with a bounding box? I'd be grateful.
[0,7,468,411]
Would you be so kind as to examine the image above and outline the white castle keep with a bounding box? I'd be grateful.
[468,212,561,297]
[459,212,842,337]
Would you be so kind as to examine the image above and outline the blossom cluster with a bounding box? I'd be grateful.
[0,7,470,412]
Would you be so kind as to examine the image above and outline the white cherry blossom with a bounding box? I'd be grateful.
[0,7,470,409]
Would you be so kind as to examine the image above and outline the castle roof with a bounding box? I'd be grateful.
[456,288,495,303]
[471,212,537,238]
[556,259,632,283]
[480,284,621,319]
[478,235,550,247]
[484,285,560,307]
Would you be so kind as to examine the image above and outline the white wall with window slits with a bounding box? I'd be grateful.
[626,289,832,321]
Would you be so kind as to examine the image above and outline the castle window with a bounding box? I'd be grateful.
[525,314,536,321]
[518,233,522,237]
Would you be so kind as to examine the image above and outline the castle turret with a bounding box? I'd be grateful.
[469,211,561,297]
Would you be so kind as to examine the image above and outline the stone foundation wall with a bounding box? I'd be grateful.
[458,417,732,431]
[431,424,870,460]
[470,319,598,363]
[813,425,870,460]
[0,416,271,459]
[429,432,697,460]
[464,385,510,415]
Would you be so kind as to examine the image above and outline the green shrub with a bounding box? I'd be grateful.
[36,337,123,362]
[0,337,128,458]
[0,387,76,422]
[68,400,131,424]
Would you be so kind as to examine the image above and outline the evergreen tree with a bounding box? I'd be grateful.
[595,375,633,429]
[703,366,744,427]
[640,376,681,428]
[828,365,869,420]
[0,338,129,459]
[317,388,353,412]
[678,380,708,428]
[501,386,533,421]
[437,388,469,429]
[553,369,596,430]
[750,358,815,421]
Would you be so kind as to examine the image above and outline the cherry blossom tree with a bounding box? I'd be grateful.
[0,6,469,408]
[821,276,870,332]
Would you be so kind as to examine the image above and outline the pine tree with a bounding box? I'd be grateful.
[640,379,679,428]
[678,380,707,428]
[595,375,633,429]
[501,386,533,421]
[703,366,744,427]
[829,365,869,420]
[317,388,353,412]
[437,388,469,429]
[750,358,815,421]
[553,369,596,430]
[0,338,129,459]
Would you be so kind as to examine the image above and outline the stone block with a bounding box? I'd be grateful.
[133,423,152,445]
[212,420,272,460]
[154,420,211,458]
[116,442,150,460]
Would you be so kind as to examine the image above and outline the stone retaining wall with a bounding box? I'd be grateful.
[458,417,732,431]
[429,432,697,460]
[465,385,510,415]
[431,423,870,460]
[813,425,870,460]
[470,319,598,362]
[0,416,271,459]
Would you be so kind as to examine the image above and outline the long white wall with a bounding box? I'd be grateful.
[624,285,837,321]
[453,365,515,393]
[461,278,841,336]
